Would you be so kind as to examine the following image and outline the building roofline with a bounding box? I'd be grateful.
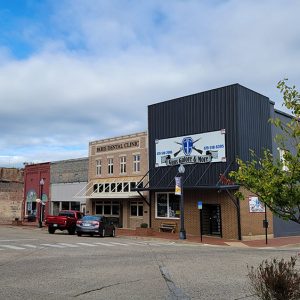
[89,131,148,145]
[148,83,270,107]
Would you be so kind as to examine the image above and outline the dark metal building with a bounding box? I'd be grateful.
[143,83,299,239]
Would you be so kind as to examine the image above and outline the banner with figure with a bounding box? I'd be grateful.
[175,177,181,195]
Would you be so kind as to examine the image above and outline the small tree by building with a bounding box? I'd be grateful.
[230,80,300,224]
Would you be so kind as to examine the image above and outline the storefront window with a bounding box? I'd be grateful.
[169,194,180,218]
[156,193,179,219]
[95,201,120,216]
[70,201,80,211]
[62,202,69,210]
[157,194,168,218]
[130,201,143,217]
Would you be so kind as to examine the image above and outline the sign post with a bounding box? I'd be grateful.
[198,201,203,242]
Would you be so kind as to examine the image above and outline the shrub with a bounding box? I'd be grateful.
[247,256,300,300]
[140,223,148,228]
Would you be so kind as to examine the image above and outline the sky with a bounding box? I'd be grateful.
[0,0,299,168]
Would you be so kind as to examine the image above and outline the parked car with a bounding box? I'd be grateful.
[45,210,83,235]
[76,215,115,237]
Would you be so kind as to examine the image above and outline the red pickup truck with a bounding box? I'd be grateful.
[45,210,83,235]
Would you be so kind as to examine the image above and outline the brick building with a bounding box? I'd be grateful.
[0,168,24,224]
[135,84,298,240]
[50,158,88,214]
[86,132,149,229]
[23,163,50,223]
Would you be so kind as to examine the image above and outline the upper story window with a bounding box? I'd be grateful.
[96,159,102,176]
[278,148,289,171]
[133,154,141,172]
[120,156,126,174]
[108,158,114,175]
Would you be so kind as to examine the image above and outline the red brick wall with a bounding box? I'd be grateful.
[150,188,273,240]
[24,163,50,220]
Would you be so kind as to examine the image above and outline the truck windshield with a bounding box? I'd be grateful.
[58,212,75,218]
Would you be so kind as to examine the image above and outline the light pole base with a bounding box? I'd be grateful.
[179,230,186,240]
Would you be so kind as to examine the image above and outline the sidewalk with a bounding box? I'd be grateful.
[8,222,300,249]
[116,228,300,248]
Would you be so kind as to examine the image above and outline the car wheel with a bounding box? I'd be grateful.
[77,232,82,237]
[48,227,55,234]
[110,229,115,237]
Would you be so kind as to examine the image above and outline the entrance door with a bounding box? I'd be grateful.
[201,204,222,237]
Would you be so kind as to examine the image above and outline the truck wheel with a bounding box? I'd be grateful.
[48,227,55,234]
[68,228,76,235]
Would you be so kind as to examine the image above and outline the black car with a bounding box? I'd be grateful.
[76,215,115,237]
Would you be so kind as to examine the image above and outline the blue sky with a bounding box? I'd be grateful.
[0,0,300,168]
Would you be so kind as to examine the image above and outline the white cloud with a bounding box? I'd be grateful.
[0,0,299,167]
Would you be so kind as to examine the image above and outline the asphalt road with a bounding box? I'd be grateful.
[0,226,299,300]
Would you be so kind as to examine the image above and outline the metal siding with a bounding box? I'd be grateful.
[148,85,239,188]
[51,182,87,203]
[271,110,299,237]
[236,86,272,161]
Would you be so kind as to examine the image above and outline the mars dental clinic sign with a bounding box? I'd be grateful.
[155,129,226,167]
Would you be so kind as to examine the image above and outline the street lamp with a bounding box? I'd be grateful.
[178,164,186,240]
[38,178,45,228]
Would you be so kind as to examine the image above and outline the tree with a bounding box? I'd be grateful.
[230,80,300,223]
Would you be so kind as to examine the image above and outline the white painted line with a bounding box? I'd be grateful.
[109,242,129,246]
[126,242,148,246]
[0,239,37,242]
[58,243,79,248]
[76,243,97,247]
[40,244,66,248]
[94,242,115,247]
[21,244,39,248]
[0,245,26,250]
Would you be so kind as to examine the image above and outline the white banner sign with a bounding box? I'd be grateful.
[155,129,226,167]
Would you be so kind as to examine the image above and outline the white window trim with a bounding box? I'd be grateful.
[278,148,289,171]
[130,201,144,217]
[96,159,102,176]
[108,158,114,175]
[120,155,127,174]
[133,153,141,173]
[155,192,180,219]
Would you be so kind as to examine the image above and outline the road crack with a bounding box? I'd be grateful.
[73,278,143,297]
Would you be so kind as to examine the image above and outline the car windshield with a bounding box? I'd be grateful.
[82,216,101,221]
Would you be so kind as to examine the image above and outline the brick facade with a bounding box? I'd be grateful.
[23,163,50,222]
[51,158,88,183]
[0,181,24,224]
[151,188,273,240]
[87,132,149,229]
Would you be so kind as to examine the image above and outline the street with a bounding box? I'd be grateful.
[0,226,299,300]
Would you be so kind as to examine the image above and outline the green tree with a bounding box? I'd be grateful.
[230,80,300,223]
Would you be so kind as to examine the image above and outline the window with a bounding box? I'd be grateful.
[120,156,126,174]
[131,201,143,217]
[156,193,180,219]
[96,159,102,176]
[278,148,289,171]
[108,158,114,174]
[95,201,120,216]
[133,154,141,172]
[123,182,129,192]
